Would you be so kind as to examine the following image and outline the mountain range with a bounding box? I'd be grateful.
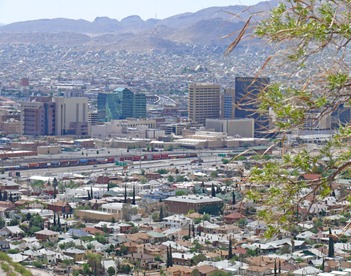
[0,0,278,51]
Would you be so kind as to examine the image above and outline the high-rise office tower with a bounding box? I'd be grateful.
[21,96,89,136]
[188,83,221,125]
[54,97,90,136]
[234,77,270,136]
[221,88,235,119]
[21,97,55,136]
[133,92,147,118]
[118,87,146,119]
[97,92,123,122]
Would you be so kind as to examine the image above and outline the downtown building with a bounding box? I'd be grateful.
[97,88,146,122]
[21,96,90,136]
[234,77,270,137]
[188,83,221,125]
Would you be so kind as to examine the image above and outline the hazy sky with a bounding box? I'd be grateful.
[0,0,263,24]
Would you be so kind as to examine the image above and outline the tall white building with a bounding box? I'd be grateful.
[54,97,90,136]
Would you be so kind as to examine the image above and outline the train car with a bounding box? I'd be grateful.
[124,156,133,161]
[88,159,97,165]
[5,165,20,171]
[19,164,29,170]
[69,160,79,166]
[119,156,126,162]
[161,153,169,159]
[38,162,49,168]
[107,157,115,163]
[187,153,198,158]
[50,161,60,167]
[168,154,179,159]
[28,163,39,169]
[153,154,161,160]
[79,159,88,165]
[96,158,107,164]
[60,160,70,167]
[143,154,153,161]
[132,156,141,161]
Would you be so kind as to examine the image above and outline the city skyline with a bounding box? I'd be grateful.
[0,0,263,24]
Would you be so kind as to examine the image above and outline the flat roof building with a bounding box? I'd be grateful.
[188,83,221,126]
[164,195,223,214]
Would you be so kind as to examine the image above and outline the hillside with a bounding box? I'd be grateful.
[0,0,279,51]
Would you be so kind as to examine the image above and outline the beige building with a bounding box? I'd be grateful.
[206,118,255,138]
[188,83,221,125]
[75,210,121,222]
[91,119,157,139]
[37,146,61,155]
[54,97,90,136]
[0,119,21,135]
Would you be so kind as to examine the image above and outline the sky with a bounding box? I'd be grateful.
[0,0,263,24]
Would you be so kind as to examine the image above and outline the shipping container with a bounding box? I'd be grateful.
[153,154,161,160]
[28,163,39,168]
[107,157,115,163]
[88,159,97,165]
[161,153,169,159]
[50,161,60,167]
[69,160,79,166]
[144,154,153,160]
[38,162,48,168]
[132,156,141,161]
[97,158,107,164]
[60,160,70,166]
[19,164,29,170]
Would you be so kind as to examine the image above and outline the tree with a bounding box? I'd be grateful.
[159,205,164,222]
[3,191,7,201]
[228,236,233,259]
[86,253,102,276]
[53,177,58,199]
[175,190,186,196]
[227,0,351,237]
[328,228,335,258]
[132,185,136,205]
[169,245,173,267]
[0,217,5,228]
[191,254,207,265]
[107,266,116,276]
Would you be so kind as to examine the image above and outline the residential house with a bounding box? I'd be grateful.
[172,252,196,266]
[223,212,246,224]
[124,253,156,269]
[67,228,91,238]
[0,241,10,251]
[0,226,24,238]
[163,214,192,229]
[166,265,192,276]
[47,201,72,214]
[35,230,59,242]
[63,248,85,262]
[196,265,218,275]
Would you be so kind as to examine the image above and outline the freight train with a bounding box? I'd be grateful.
[2,152,197,171]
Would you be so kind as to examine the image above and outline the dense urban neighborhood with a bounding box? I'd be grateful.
[0,0,350,275]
